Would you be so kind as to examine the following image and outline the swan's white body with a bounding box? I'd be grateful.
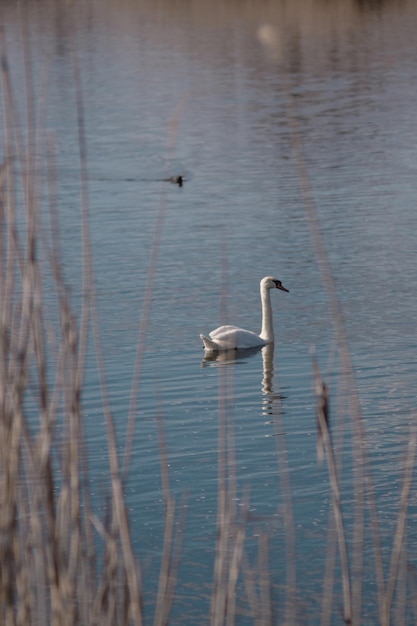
[200,276,289,351]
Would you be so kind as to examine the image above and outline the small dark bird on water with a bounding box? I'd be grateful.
[168,175,184,187]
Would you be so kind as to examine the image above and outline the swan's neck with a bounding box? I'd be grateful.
[259,285,274,342]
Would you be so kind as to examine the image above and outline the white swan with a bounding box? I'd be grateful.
[200,276,289,351]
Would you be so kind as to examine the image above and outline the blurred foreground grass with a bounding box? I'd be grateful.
[1,3,417,624]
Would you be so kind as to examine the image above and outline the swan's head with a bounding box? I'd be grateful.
[261,276,289,293]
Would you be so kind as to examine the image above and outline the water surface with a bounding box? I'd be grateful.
[2,0,417,622]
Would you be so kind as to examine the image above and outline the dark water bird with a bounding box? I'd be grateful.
[91,174,186,186]
[200,276,289,351]
[166,175,184,187]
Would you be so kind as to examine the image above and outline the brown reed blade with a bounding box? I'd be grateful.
[382,426,417,624]
[267,342,297,624]
[122,97,186,482]
[313,359,352,624]
[70,25,144,625]
[153,413,188,626]
[224,493,249,626]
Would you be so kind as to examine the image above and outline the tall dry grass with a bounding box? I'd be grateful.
[0,24,144,624]
[1,7,417,626]
[287,80,417,626]
[0,24,189,624]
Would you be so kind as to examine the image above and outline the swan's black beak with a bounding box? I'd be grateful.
[274,280,289,293]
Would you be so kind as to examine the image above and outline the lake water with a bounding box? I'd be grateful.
[2,0,417,623]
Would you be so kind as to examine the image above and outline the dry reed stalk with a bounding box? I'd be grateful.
[287,102,367,623]
[241,552,262,626]
[283,86,392,623]
[122,97,186,482]
[266,342,298,625]
[319,344,350,626]
[240,510,275,626]
[393,539,407,626]
[407,562,417,621]
[224,515,247,626]
[382,426,417,624]
[70,29,144,625]
[1,32,38,626]
[0,17,151,624]
[45,133,98,620]
[319,509,337,626]
[210,344,248,626]
[313,361,352,623]
[153,413,187,626]
[210,362,231,626]
[210,244,230,626]
[242,555,257,619]
[90,514,122,626]
[257,532,272,626]
[287,86,417,622]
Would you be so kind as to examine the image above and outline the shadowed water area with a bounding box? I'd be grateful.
[1,0,417,623]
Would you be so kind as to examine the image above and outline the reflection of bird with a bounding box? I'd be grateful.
[200,276,289,351]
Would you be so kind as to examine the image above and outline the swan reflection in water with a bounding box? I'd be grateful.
[260,343,287,419]
[202,343,286,419]
[201,345,263,365]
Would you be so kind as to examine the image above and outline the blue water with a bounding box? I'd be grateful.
[3,0,417,623]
